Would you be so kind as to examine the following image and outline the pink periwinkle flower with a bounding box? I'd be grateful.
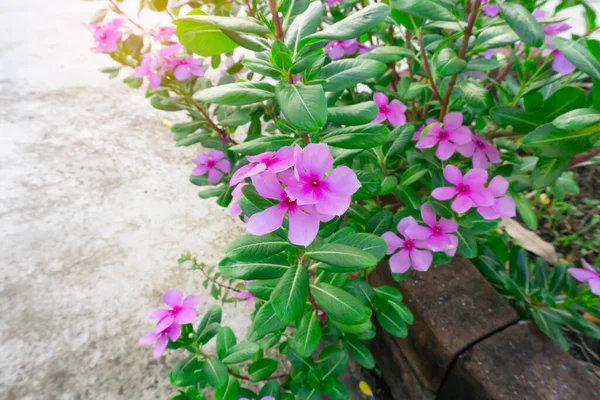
[481,1,499,17]
[149,288,202,332]
[382,217,433,273]
[91,18,123,53]
[373,93,407,127]
[415,112,472,161]
[568,259,600,296]
[230,147,294,186]
[236,290,256,306]
[246,171,321,246]
[154,26,176,42]
[432,165,494,214]
[481,49,496,59]
[139,323,182,358]
[456,132,500,169]
[229,183,247,218]
[532,9,571,36]
[241,397,276,400]
[406,204,459,256]
[282,143,361,217]
[192,150,231,184]
[133,53,162,89]
[171,56,205,81]
[326,0,343,5]
[552,50,575,75]
[325,39,359,60]
[476,175,516,220]
[412,118,438,141]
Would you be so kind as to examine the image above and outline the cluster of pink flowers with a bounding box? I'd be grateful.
[569,259,600,296]
[383,204,459,273]
[90,18,124,53]
[153,26,176,42]
[325,39,371,60]
[192,150,232,184]
[373,93,407,127]
[230,144,360,246]
[133,43,204,89]
[139,289,201,358]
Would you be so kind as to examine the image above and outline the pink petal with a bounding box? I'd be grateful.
[432,186,459,201]
[166,323,182,341]
[397,216,418,236]
[421,204,437,227]
[300,143,334,179]
[236,291,253,300]
[477,205,500,220]
[472,149,489,169]
[552,51,576,75]
[445,234,459,256]
[195,153,209,164]
[285,183,318,205]
[568,268,597,282]
[373,92,389,107]
[315,191,351,216]
[153,335,169,358]
[456,141,476,157]
[268,147,295,172]
[484,4,499,17]
[443,165,464,186]
[382,232,405,254]
[439,217,458,233]
[415,136,440,149]
[389,249,411,273]
[246,204,288,236]
[405,224,433,241]
[182,295,201,308]
[448,126,472,145]
[149,309,170,320]
[208,168,223,184]
[251,171,286,200]
[324,166,361,195]
[495,196,516,218]
[163,289,184,308]
[288,206,320,246]
[488,175,509,197]
[581,259,596,273]
[328,44,345,60]
[230,163,266,186]
[139,331,159,345]
[192,165,208,176]
[386,100,407,126]
[426,235,450,252]
[589,279,600,296]
[247,152,276,163]
[373,111,387,124]
[463,168,488,188]
[210,150,225,161]
[174,308,197,325]
[484,143,501,163]
[409,249,432,272]
[452,194,475,214]
[443,112,463,131]
[174,65,191,81]
[155,315,175,332]
[435,140,455,161]
[469,188,494,207]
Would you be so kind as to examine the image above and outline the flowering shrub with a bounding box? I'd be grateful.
[90,0,600,398]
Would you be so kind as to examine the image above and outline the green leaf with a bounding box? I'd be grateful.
[223,30,270,52]
[215,376,240,400]
[523,124,597,158]
[366,210,393,236]
[344,280,377,307]
[553,108,600,130]
[311,283,368,324]
[242,58,282,79]
[276,82,327,132]
[532,157,570,189]
[509,246,531,293]
[174,15,270,34]
[303,4,389,43]
[322,124,390,149]
[554,37,600,80]
[271,265,309,323]
[458,82,493,112]
[343,340,375,369]
[175,10,238,56]
[327,102,379,126]
[292,311,323,357]
[225,234,289,261]
[216,327,237,360]
[305,244,378,272]
[390,0,455,22]
[322,379,350,400]
[498,2,544,47]
[254,302,288,335]
[222,342,260,364]
[260,380,282,399]
[197,305,222,337]
[514,193,538,230]
[247,279,279,300]
[531,310,569,351]
[285,2,323,52]
[229,136,296,155]
[456,227,478,259]
[357,46,414,63]
[539,86,587,123]
[197,322,220,344]
[477,26,519,49]
[219,256,290,280]
[375,285,403,303]
[202,358,229,388]
[318,347,349,380]
[436,48,467,77]
[150,95,186,112]
[271,41,293,71]
[490,106,539,134]
[194,82,275,106]
[248,358,279,382]
[376,306,408,338]
[319,59,387,92]
[332,233,387,261]
[170,356,204,387]
[396,186,421,210]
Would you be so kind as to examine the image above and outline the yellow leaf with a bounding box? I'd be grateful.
[359,381,374,397]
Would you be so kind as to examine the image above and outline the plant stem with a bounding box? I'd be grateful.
[190,101,238,145]
[108,0,146,32]
[192,259,242,293]
[569,148,600,168]
[244,0,256,18]
[439,0,482,119]
[228,367,292,381]
[268,0,285,41]
[410,16,443,103]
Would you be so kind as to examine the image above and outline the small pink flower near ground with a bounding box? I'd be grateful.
[325,40,359,60]
[552,50,576,75]
[476,176,516,220]
[432,165,494,214]
[139,323,182,358]
[568,259,600,296]
[481,1,499,17]
[192,150,231,184]
[415,112,472,160]
[150,288,202,332]
[373,93,407,127]
[229,183,247,218]
[154,26,176,42]
[406,204,459,256]
[382,217,433,273]
[90,18,123,53]
[230,147,294,186]
[172,56,205,81]
[456,132,500,169]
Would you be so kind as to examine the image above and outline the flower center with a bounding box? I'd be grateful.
[439,130,449,140]
[475,140,485,149]
[433,226,442,235]
[206,159,216,168]
[380,106,389,113]
[311,180,319,187]
[458,184,469,193]
[404,240,414,250]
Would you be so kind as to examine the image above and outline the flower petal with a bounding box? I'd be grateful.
[443,165,463,186]
[472,148,489,169]
[139,331,159,345]
[421,204,437,227]
[405,224,433,241]
[288,206,320,246]
[439,217,458,233]
[192,165,208,176]
[410,249,432,272]
[166,323,182,342]
[389,249,411,274]
[464,168,488,188]
[470,188,494,207]
[449,126,472,145]
[216,159,231,173]
[443,112,463,131]
[208,168,223,184]
[373,92,389,107]
[397,216,418,236]
[488,175,509,197]
[415,136,439,149]
[382,232,405,254]
[495,196,516,218]
[163,289,183,307]
[246,204,287,236]
[210,150,225,161]
[445,234,459,257]
[315,191,351,216]
[148,309,170,320]
[568,268,597,282]
[435,140,455,160]
[432,187,458,201]
[153,335,169,358]
[155,314,175,332]
[268,146,295,173]
[451,194,474,214]
[426,235,451,252]
[251,171,286,200]
[182,295,202,308]
[300,143,334,179]
[174,308,197,325]
[386,100,407,126]
[477,205,500,220]
[589,279,600,296]
[324,166,361,195]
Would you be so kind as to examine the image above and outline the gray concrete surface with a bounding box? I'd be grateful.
[0,1,248,399]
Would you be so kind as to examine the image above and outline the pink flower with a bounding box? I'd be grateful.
[230,147,294,186]
[552,50,575,75]
[172,56,205,81]
[476,176,516,220]
[432,165,494,214]
[325,39,359,60]
[154,26,176,42]
[150,288,202,332]
[192,150,231,184]
[532,9,571,35]
[91,18,123,53]
[326,0,343,5]
[568,259,600,296]
[416,112,472,160]
[406,204,459,256]
[133,53,162,89]
[373,93,407,127]
[229,183,247,217]
[481,1,499,17]
[382,217,433,273]
[358,43,373,54]
[317,310,326,321]
[481,49,495,59]
[456,132,500,169]
[412,118,438,141]
[139,323,182,358]
[236,291,256,306]
[246,171,321,246]
[282,144,361,217]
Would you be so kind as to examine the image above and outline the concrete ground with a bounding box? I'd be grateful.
[0,1,249,399]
